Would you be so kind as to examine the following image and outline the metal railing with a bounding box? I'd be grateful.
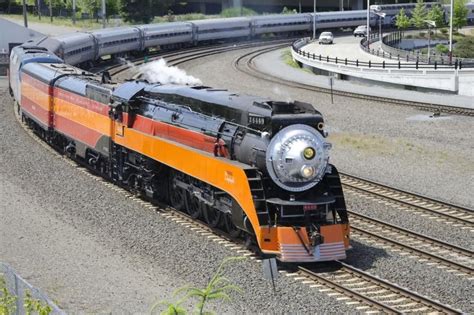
[292,38,472,70]
[1,262,65,315]
[380,31,474,65]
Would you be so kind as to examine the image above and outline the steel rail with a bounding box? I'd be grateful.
[15,100,465,314]
[349,212,473,274]
[233,46,474,117]
[349,211,473,259]
[299,262,462,314]
[340,173,474,226]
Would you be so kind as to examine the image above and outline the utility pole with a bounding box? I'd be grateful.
[312,0,316,40]
[101,0,106,28]
[37,0,41,20]
[49,0,53,22]
[22,0,28,27]
[72,0,76,24]
[449,0,454,63]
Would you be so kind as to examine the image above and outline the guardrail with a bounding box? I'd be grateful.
[292,38,473,70]
[1,262,65,314]
[364,30,474,65]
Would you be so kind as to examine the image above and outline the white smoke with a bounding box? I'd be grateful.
[272,86,293,103]
[117,57,137,71]
[139,58,202,86]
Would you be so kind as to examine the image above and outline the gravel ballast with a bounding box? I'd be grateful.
[180,47,474,210]
[2,41,472,313]
[175,46,473,312]
[0,79,356,313]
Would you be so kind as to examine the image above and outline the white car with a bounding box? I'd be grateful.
[318,32,334,44]
[353,25,371,37]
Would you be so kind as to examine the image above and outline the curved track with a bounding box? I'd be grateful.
[15,42,471,313]
[233,45,474,117]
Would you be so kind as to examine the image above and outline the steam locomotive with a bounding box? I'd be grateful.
[10,44,349,262]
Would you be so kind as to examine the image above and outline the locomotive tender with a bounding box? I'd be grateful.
[10,42,350,262]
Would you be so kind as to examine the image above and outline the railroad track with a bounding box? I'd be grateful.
[14,43,469,312]
[14,95,466,314]
[349,211,474,277]
[99,39,294,81]
[233,46,474,117]
[294,262,462,314]
[341,173,474,228]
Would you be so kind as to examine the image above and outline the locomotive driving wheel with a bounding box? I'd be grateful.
[223,213,241,238]
[186,194,202,219]
[202,204,222,228]
[169,172,185,211]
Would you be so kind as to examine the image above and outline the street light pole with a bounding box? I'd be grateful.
[449,0,454,63]
[49,0,53,22]
[101,0,106,28]
[367,0,370,49]
[313,0,316,40]
[22,0,28,28]
[72,0,76,25]
[37,0,41,20]
[428,25,431,62]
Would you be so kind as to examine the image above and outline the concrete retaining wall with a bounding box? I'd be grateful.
[292,44,474,96]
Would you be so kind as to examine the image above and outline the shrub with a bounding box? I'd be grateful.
[454,36,474,58]
[440,28,448,35]
[220,7,257,17]
[436,44,449,54]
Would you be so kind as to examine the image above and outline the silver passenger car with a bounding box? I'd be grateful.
[251,14,311,35]
[139,22,193,49]
[92,27,142,58]
[50,32,96,65]
[191,17,251,42]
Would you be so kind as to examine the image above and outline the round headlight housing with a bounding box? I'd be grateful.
[266,124,331,192]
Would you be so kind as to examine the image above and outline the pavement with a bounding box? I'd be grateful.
[302,34,390,63]
[254,47,474,108]
[1,16,80,36]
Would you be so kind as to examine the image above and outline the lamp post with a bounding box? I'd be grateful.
[72,0,76,25]
[312,0,317,40]
[22,0,28,27]
[375,12,386,42]
[366,0,370,49]
[449,0,454,63]
[101,0,106,28]
[424,20,436,63]
[37,0,41,20]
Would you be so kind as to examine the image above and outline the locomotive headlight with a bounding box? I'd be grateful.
[266,124,331,192]
[303,147,315,160]
[301,165,315,178]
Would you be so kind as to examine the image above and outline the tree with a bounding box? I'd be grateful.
[395,8,411,29]
[453,0,468,29]
[120,0,153,23]
[106,0,119,19]
[427,4,445,28]
[410,0,428,29]
[80,0,100,18]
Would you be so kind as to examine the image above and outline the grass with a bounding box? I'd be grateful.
[281,48,301,69]
[2,12,218,29]
[2,13,111,29]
